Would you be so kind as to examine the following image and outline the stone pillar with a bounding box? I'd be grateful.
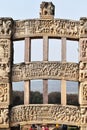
[79,18,87,130]
[0,18,13,130]
[61,37,66,105]
[43,36,49,104]
[24,37,31,104]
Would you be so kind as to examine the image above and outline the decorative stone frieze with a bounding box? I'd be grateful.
[13,19,79,40]
[10,104,81,126]
[12,62,79,82]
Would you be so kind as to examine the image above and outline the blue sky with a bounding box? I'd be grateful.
[0,0,87,20]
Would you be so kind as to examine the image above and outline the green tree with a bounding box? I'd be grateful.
[48,92,61,104]
[30,91,43,104]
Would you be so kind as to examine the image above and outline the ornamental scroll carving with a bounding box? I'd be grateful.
[10,105,81,126]
[12,62,79,82]
[0,18,13,38]
[14,19,79,39]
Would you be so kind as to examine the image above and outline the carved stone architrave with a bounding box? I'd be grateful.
[12,62,79,82]
[13,19,79,40]
[79,82,87,105]
[0,18,13,39]
[10,104,81,127]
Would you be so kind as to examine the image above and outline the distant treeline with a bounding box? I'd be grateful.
[12,91,79,106]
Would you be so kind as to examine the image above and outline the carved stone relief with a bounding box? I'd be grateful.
[0,83,10,105]
[12,62,79,82]
[40,2,55,19]
[13,19,79,40]
[80,18,87,37]
[0,108,9,127]
[10,105,81,126]
[79,61,87,81]
[0,18,13,38]
[79,39,87,61]
[79,82,87,104]
[81,107,87,124]
[0,39,12,82]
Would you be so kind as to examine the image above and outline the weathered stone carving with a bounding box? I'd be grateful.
[40,2,55,19]
[13,19,79,40]
[0,18,13,38]
[0,83,10,105]
[0,108,9,127]
[81,107,87,124]
[12,62,79,82]
[79,61,87,81]
[0,39,12,82]
[80,17,87,37]
[79,38,87,61]
[10,105,81,126]
[79,82,87,104]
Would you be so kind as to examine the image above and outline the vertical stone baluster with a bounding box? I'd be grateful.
[61,37,66,105]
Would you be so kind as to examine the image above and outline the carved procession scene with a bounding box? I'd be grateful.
[0,1,87,130]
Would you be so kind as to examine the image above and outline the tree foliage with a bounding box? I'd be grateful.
[12,91,78,106]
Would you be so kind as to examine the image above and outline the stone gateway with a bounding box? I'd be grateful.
[0,1,86,130]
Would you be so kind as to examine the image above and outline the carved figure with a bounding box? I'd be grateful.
[0,20,12,35]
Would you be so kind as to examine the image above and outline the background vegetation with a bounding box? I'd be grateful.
[12,91,79,106]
